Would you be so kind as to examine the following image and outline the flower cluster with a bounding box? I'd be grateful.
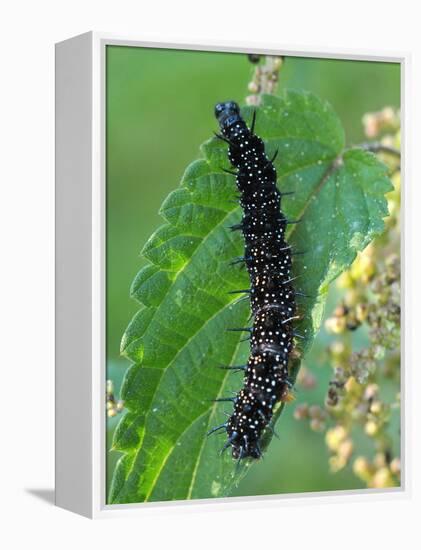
[106,379,124,418]
[293,108,401,487]
[246,55,284,106]
[362,107,400,139]
[353,452,400,488]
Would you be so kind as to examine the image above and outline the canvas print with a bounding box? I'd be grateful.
[105,46,401,504]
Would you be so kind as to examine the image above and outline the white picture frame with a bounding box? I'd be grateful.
[55,31,409,519]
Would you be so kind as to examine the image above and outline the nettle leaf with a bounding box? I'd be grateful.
[109,90,392,504]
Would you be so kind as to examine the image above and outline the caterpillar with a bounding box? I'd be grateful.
[209,101,299,460]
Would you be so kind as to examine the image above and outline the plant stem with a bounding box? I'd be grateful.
[358,142,401,158]
[246,55,284,106]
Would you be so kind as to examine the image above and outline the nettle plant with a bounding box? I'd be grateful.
[294,107,401,488]
[108,57,399,504]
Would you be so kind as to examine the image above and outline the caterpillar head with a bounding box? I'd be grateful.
[215,101,241,134]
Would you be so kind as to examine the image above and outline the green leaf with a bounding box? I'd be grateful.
[109,90,392,504]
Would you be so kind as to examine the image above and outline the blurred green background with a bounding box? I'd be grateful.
[106,46,400,497]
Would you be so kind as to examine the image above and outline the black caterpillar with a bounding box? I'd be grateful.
[209,101,299,460]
